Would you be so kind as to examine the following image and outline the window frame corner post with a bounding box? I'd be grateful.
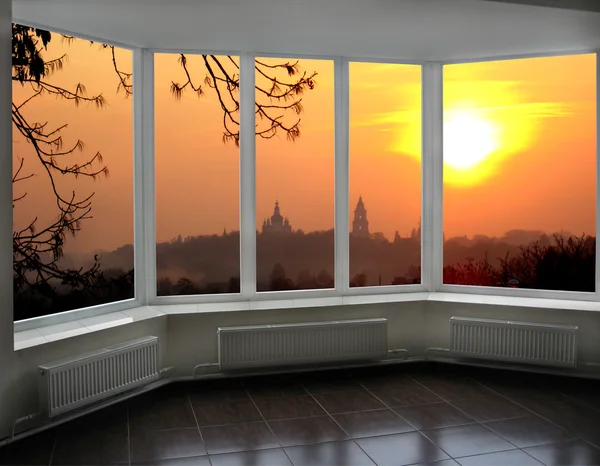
[596,51,600,300]
[133,48,156,305]
[334,58,350,295]
[422,61,444,293]
[239,53,257,299]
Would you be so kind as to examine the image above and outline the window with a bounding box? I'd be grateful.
[443,54,596,292]
[349,62,422,287]
[12,25,134,321]
[155,54,240,296]
[255,58,335,292]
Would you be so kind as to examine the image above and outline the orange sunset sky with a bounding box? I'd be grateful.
[12,34,596,256]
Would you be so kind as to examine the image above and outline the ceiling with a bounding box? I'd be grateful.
[482,0,600,12]
[12,0,600,61]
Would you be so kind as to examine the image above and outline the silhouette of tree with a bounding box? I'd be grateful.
[444,234,595,292]
[12,24,317,316]
[498,234,594,292]
[12,24,112,317]
[269,263,295,291]
[350,272,367,287]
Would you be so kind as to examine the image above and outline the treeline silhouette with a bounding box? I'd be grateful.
[13,231,596,320]
[444,234,595,291]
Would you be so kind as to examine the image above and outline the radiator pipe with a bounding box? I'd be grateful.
[11,413,39,440]
[387,349,409,360]
[192,363,219,378]
[424,347,451,359]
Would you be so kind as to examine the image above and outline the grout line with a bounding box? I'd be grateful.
[300,382,379,466]
[351,375,456,462]
[47,430,58,466]
[243,386,295,465]
[409,374,547,460]
[467,376,590,462]
[187,390,212,466]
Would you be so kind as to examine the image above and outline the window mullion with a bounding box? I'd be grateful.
[596,52,600,300]
[240,53,257,299]
[133,48,156,305]
[335,58,350,294]
[422,62,444,292]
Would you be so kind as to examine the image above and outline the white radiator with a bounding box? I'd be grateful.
[218,319,388,370]
[39,336,160,417]
[450,317,578,368]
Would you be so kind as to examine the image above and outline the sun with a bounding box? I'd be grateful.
[444,112,499,171]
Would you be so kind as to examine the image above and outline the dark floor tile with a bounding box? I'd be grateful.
[485,416,575,448]
[131,457,211,466]
[188,382,250,405]
[129,391,197,432]
[356,431,449,466]
[333,409,415,438]
[560,381,600,411]
[0,430,56,465]
[411,461,459,466]
[268,416,348,446]
[354,370,417,391]
[394,402,475,430]
[246,381,307,399]
[254,395,325,420]
[301,370,362,394]
[423,424,514,458]
[456,449,543,466]
[313,390,384,414]
[303,379,363,394]
[370,384,442,407]
[210,448,292,466]
[414,374,495,401]
[52,427,129,465]
[192,400,262,426]
[451,396,530,422]
[130,428,206,463]
[64,403,128,436]
[524,439,600,466]
[285,440,375,466]
[518,393,600,436]
[201,421,279,455]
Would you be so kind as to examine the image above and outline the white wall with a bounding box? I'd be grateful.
[1,318,168,439]
[424,301,600,366]
[166,303,426,377]
[5,299,600,439]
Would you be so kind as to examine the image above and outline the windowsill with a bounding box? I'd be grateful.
[14,306,167,351]
[14,291,600,350]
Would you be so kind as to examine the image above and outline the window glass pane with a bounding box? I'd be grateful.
[256,58,334,292]
[12,25,134,321]
[155,54,240,296]
[349,62,422,287]
[443,54,596,292]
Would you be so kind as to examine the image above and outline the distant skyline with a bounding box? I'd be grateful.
[11,36,596,257]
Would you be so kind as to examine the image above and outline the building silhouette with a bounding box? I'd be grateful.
[352,196,370,238]
[262,201,292,233]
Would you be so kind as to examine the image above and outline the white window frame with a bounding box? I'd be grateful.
[10,20,600,331]
[435,50,600,302]
[12,21,142,332]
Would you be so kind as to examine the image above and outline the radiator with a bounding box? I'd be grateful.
[39,336,160,417]
[450,317,578,368]
[218,319,388,371]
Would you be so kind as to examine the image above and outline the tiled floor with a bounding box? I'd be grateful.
[2,362,600,465]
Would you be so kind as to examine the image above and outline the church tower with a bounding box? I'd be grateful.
[351,196,370,238]
[262,201,292,233]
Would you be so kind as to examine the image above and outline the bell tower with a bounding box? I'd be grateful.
[351,196,370,238]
